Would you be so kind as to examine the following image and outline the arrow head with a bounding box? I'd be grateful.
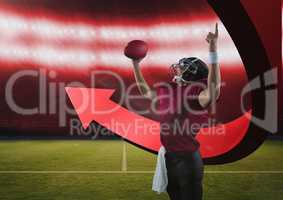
[65,87,115,129]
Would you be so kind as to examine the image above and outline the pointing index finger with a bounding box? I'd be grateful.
[215,23,218,36]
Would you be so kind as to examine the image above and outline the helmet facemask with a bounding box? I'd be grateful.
[170,57,200,84]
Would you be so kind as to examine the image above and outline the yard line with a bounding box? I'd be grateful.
[0,171,283,174]
[121,140,128,172]
[205,171,283,174]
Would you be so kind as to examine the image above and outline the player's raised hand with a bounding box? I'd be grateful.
[132,58,143,66]
[206,23,218,44]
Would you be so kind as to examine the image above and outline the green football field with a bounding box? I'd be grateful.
[0,139,282,200]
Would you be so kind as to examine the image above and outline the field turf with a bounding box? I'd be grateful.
[0,140,282,200]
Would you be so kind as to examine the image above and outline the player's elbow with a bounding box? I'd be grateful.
[214,88,221,101]
[203,87,220,107]
[143,90,155,100]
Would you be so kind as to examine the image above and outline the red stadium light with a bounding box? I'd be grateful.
[0,9,244,68]
[0,41,240,68]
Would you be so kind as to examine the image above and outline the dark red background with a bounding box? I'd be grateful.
[0,0,280,137]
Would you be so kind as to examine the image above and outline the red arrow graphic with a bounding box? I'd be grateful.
[65,87,161,151]
[65,87,251,159]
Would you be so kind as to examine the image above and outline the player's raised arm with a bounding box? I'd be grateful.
[199,23,221,108]
[132,58,156,100]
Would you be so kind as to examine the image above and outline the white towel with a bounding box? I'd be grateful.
[152,146,168,194]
